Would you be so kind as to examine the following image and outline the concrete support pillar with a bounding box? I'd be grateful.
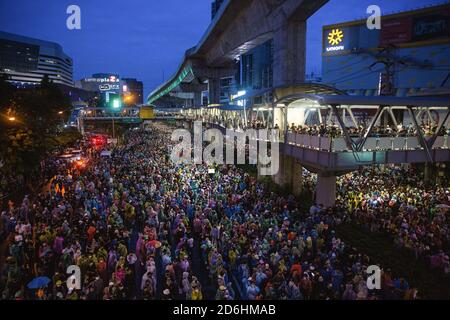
[208,78,221,105]
[291,160,303,197]
[316,175,336,208]
[271,155,303,197]
[273,20,306,88]
[272,154,292,187]
[273,107,286,133]
[194,92,202,108]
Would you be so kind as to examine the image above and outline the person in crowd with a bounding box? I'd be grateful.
[1,123,439,300]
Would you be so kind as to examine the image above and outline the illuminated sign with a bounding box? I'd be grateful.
[99,84,119,91]
[328,29,344,45]
[231,90,246,101]
[325,28,345,52]
[326,45,345,52]
[85,77,120,83]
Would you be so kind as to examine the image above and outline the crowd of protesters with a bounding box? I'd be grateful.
[334,166,450,274]
[0,123,431,300]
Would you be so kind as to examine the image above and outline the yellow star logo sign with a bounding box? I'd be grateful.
[328,29,344,46]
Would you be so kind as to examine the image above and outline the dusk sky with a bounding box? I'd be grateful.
[0,0,447,99]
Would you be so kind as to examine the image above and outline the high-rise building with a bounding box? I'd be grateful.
[122,78,144,105]
[75,73,121,108]
[0,31,73,87]
[211,0,225,20]
[75,74,144,107]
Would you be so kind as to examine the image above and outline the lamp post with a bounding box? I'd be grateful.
[58,111,64,128]
[112,99,121,143]
[112,116,115,140]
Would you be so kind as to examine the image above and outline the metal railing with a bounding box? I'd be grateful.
[186,118,450,153]
[285,132,449,152]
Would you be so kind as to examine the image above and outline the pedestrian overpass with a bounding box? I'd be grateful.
[80,107,185,121]
[75,107,186,134]
[181,94,450,206]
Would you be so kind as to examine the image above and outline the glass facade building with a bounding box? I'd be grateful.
[122,78,144,105]
[0,31,73,87]
[240,40,273,92]
[219,39,274,105]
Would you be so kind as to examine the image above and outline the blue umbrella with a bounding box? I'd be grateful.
[27,276,51,289]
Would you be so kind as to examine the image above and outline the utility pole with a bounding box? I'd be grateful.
[112,117,115,141]
[369,45,397,96]
[369,45,403,127]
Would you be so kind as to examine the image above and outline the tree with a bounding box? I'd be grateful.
[0,73,15,115]
[0,76,73,185]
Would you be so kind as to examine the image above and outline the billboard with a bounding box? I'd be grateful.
[412,12,450,41]
[380,9,450,46]
[380,17,413,46]
[140,106,155,120]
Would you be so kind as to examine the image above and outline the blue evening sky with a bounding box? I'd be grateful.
[0,0,447,98]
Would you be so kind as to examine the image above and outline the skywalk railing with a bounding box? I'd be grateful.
[285,132,449,152]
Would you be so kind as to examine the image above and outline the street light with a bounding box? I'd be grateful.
[58,111,65,128]
[113,99,121,109]
[111,99,122,142]
[8,117,16,122]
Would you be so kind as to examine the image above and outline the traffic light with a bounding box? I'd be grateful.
[113,99,121,109]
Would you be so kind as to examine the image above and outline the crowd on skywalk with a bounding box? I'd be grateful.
[0,124,426,300]
[287,122,449,138]
[194,113,450,143]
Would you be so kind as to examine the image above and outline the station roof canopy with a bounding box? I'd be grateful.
[218,105,245,111]
[315,94,450,107]
[186,104,245,111]
[277,94,450,108]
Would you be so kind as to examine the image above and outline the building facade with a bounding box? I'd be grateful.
[76,73,121,94]
[76,73,144,107]
[122,78,144,105]
[321,3,450,96]
[0,31,73,87]
[216,39,274,106]
[76,73,121,108]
